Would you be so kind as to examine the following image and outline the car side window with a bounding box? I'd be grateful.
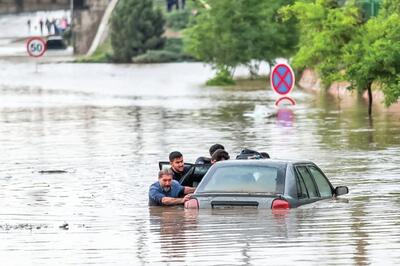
[308,165,333,197]
[296,166,318,198]
[295,172,308,199]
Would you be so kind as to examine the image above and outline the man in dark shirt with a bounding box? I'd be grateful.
[195,143,225,164]
[169,151,190,181]
[149,169,195,206]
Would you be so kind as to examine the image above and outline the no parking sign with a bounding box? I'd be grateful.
[26,37,47,57]
[270,63,295,95]
[270,63,296,106]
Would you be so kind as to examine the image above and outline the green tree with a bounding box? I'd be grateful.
[280,0,362,87]
[380,0,400,15]
[283,0,400,116]
[343,4,400,114]
[183,0,297,84]
[110,0,165,62]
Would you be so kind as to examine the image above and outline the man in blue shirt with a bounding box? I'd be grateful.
[149,169,195,206]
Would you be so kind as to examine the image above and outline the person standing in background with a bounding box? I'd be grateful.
[39,19,44,35]
[45,18,52,35]
[27,19,31,34]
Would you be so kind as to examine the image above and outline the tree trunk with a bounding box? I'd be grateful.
[367,82,373,117]
[15,0,23,12]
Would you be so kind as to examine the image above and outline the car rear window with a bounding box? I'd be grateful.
[197,165,285,194]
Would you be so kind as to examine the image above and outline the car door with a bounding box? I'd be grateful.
[306,164,333,198]
[294,165,320,206]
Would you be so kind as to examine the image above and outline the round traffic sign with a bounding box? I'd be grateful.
[26,37,47,57]
[270,63,295,95]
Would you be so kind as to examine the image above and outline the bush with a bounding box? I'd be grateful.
[206,68,235,86]
[166,9,191,30]
[132,50,182,63]
[63,28,72,45]
[110,0,166,62]
[164,37,184,53]
[131,38,195,63]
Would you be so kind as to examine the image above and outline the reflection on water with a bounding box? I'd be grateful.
[276,107,295,127]
[0,62,400,265]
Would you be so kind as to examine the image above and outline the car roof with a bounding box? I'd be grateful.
[47,36,64,40]
[213,159,314,168]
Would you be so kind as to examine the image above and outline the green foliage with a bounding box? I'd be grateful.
[76,37,113,63]
[132,50,182,63]
[184,0,298,77]
[110,0,166,62]
[131,38,195,63]
[166,9,191,30]
[380,0,400,16]
[63,28,72,45]
[280,0,362,86]
[164,37,184,53]
[344,13,400,106]
[206,68,235,86]
[284,0,400,107]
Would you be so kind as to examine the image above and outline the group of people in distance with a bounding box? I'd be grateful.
[148,144,230,207]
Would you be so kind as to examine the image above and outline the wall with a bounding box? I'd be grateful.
[72,0,110,54]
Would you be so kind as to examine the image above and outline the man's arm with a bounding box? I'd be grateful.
[184,186,195,194]
[161,194,191,205]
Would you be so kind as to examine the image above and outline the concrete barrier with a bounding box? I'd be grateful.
[72,0,110,55]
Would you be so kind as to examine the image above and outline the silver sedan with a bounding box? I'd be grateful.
[185,159,349,209]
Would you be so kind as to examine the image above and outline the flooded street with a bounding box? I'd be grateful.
[0,60,400,265]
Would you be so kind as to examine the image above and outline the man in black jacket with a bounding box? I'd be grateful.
[169,151,190,181]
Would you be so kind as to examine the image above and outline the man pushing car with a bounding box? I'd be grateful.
[148,169,195,206]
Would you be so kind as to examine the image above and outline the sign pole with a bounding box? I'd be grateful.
[26,37,47,72]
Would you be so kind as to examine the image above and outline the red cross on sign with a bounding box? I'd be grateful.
[270,63,295,95]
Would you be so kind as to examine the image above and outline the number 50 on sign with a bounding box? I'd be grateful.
[26,37,47,57]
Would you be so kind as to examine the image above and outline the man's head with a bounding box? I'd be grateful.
[169,151,184,173]
[209,143,225,157]
[211,149,230,164]
[158,169,173,190]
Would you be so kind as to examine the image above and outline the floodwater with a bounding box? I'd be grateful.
[0,60,399,265]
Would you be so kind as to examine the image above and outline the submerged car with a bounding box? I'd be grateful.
[46,35,67,50]
[185,159,348,209]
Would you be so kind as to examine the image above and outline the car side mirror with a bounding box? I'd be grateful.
[335,186,349,196]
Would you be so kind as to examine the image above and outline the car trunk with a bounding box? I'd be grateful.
[195,193,278,209]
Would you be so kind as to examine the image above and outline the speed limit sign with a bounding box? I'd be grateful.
[26,37,47,57]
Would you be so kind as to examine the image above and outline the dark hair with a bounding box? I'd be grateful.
[211,149,230,162]
[209,144,225,156]
[169,151,183,162]
[158,169,173,179]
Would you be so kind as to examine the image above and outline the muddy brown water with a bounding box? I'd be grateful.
[0,61,399,265]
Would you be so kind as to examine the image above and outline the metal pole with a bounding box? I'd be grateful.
[70,0,73,27]
[371,0,375,17]
[70,0,74,52]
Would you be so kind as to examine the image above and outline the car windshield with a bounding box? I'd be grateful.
[197,165,285,194]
